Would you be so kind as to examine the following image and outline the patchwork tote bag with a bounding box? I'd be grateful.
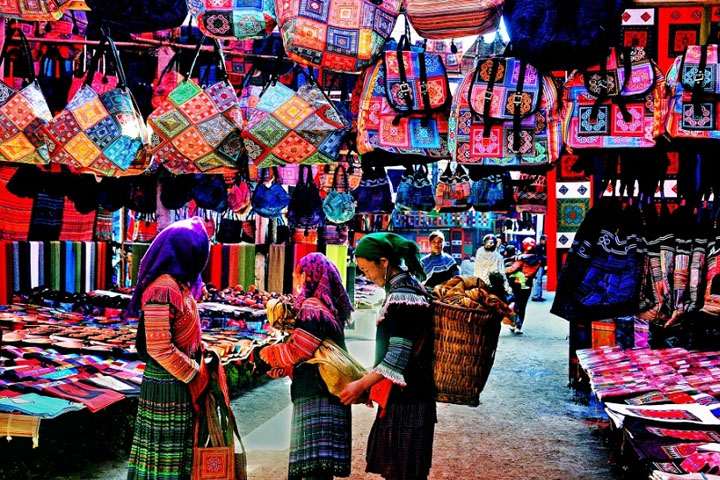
[275,0,403,73]
[357,35,452,159]
[251,167,290,218]
[0,0,71,21]
[42,34,151,176]
[503,0,627,71]
[448,56,562,168]
[564,47,665,150]
[148,36,245,175]
[435,163,471,212]
[287,165,324,227]
[322,164,356,223]
[0,30,54,165]
[659,44,720,141]
[198,0,276,40]
[242,67,349,168]
[405,0,503,40]
[394,164,435,212]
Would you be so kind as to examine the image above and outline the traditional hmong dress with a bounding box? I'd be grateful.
[127,274,203,480]
[421,252,459,289]
[262,296,352,479]
[367,272,437,480]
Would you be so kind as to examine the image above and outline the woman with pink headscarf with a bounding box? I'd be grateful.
[259,253,354,480]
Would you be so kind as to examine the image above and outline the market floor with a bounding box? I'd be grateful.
[63,293,618,480]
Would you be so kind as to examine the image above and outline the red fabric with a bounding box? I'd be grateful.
[210,244,222,288]
[370,379,393,418]
[657,7,703,74]
[95,242,106,290]
[0,241,7,304]
[39,380,125,412]
[228,245,239,288]
[0,166,32,241]
[59,200,96,241]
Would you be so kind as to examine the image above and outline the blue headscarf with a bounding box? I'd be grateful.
[128,217,210,317]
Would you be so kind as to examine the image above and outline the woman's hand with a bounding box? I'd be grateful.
[339,379,368,405]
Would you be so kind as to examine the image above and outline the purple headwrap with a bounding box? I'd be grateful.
[296,252,353,327]
[128,217,210,317]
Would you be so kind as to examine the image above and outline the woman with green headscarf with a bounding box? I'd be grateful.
[340,233,436,480]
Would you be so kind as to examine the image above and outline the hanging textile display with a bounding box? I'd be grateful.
[0,30,53,165]
[274,0,402,72]
[448,56,562,168]
[405,0,503,40]
[659,44,720,141]
[0,0,71,21]
[198,0,276,40]
[435,163,471,212]
[394,164,435,212]
[242,68,349,167]
[148,37,245,174]
[42,34,150,176]
[357,36,452,159]
[322,164,355,224]
[564,47,665,149]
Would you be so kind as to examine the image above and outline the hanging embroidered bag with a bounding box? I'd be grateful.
[148,37,245,175]
[394,164,435,212]
[469,172,513,212]
[448,56,562,169]
[0,30,53,165]
[357,36,452,159]
[251,167,290,219]
[322,164,355,224]
[405,0,503,40]
[0,0,71,21]
[274,0,402,73]
[564,47,665,150]
[242,67,349,168]
[198,0,276,40]
[660,44,720,141]
[352,160,394,214]
[435,163,471,212]
[287,165,324,228]
[42,33,150,176]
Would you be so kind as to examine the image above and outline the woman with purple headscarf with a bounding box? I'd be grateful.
[127,217,211,480]
[259,252,353,480]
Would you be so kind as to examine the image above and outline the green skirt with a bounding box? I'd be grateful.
[127,360,194,480]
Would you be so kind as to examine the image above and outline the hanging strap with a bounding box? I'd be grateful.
[394,34,414,126]
[155,51,181,87]
[186,36,229,84]
[470,58,501,138]
[0,28,36,83]
[332,164,349,192]
[418,50,432,126]
[85,31,127,90]
[511,60,527,153]
[692,44,709,119]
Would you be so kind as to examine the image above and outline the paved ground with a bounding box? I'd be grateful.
[61,292,621,480]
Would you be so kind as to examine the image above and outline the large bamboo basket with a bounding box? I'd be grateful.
[433,300,503,407]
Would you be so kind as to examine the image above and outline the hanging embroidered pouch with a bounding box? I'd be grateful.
[148,36,245,175]
[448,56,561,168]
[198,0,276,40]
[564,46,664,149]
[394,164,435,212]
[322,164,355,224]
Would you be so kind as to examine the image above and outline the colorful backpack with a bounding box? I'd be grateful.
[406,0,503,40]
[357,37,452,159]
[197,0,276,40]
[274,0,402,73]
[448,56,562,168]
[660,44,720,141]
[242,68,349,168]
[564,47,665,150]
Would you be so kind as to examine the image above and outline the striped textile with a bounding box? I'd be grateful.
[288,395,351,480]
[0,413,41,447]
[406,0,503,40]
[366,402,437,480]
[0,166,32,241]
[50,241,61,290]
[228,245,240,287]
[59,200,96,242]
[127,360,194,480]
[268,245,285,294]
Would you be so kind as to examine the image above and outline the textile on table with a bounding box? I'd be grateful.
[0,392,84,418]
[37,380,125,413]
[288,395,351,480]
[126,360,194,480]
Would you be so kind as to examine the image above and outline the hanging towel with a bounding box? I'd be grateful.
[255,244,269,292]
[228,244,240,288]
[83,242,92,292]
[12,242,19,293]
[88,242,96,292]
[74,242,82,293]
[37,242,44,287]
[268,245,285,294]
[256,216,268,244]
[29,242,40,288]
[0,242,8,304]
[326,245,349,287]
[17,242,30,293]
[50,241,61,291]
[95,242,106,290]
[209,244,223,288]
[65,242,76,293]
[42,242,51,287]
[130,243,150,286]
[221,244,230,289]
[346,262,356,304]
[243,244,256,289]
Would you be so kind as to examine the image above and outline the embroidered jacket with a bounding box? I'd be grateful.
[374,272,436,404]
[141,274,202,383]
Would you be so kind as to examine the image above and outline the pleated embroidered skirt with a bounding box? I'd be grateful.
[288,394,352,480]
[127,360,194,480]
